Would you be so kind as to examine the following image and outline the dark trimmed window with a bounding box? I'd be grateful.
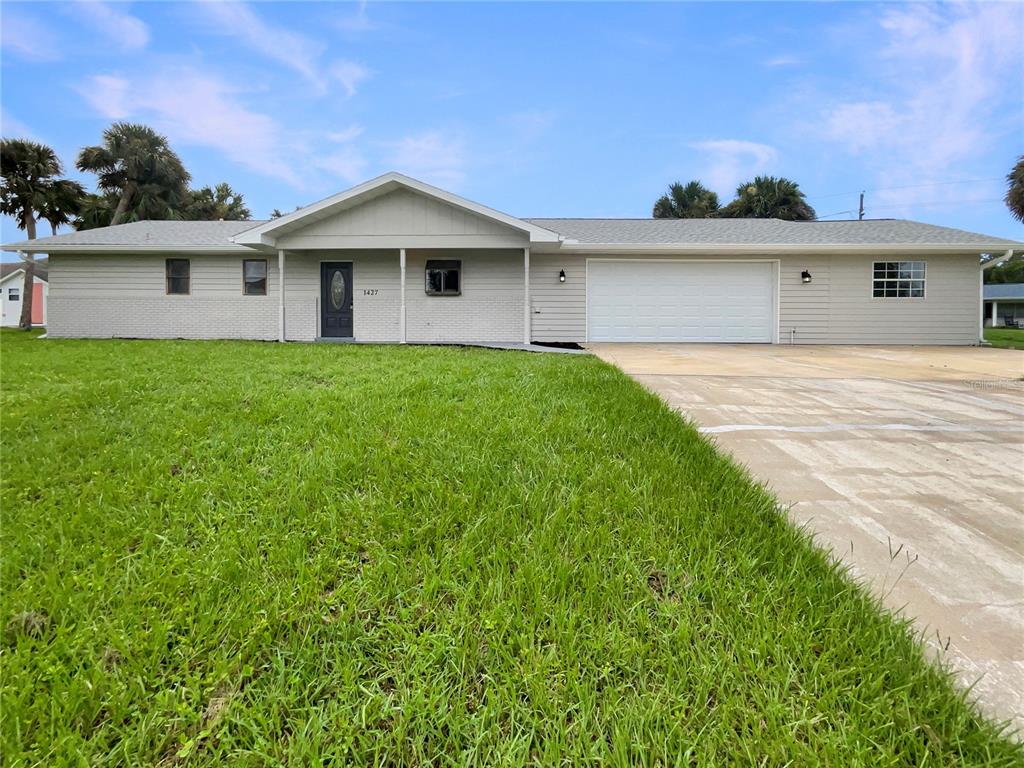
[872,261,925,298]
[166,258,190,295]
[243,259,268,296]
[8,288,19,302]
[425,260,461,296]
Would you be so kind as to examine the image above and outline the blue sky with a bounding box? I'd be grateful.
[2,0,1023,253]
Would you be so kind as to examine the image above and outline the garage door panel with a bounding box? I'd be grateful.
[587,261,774,342]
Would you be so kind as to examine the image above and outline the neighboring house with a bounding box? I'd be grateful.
[2,173,1021,345]
[983,283,1024,328]
[0,259,48,328]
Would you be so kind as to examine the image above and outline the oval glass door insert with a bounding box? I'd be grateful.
[330,270,346,310]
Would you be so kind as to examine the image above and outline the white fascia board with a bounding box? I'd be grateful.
[0,244,254,255]
[981,248,1015,270]
[232,171,561,246]
[559,242,1023,255]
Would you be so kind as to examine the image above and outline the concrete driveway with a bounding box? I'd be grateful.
[589,343,1024,730]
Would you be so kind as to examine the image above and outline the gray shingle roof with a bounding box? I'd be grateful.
[3,220,265,250]
[524,218,1022,246]
[983,283,1024,300]
[3,216,1020,252]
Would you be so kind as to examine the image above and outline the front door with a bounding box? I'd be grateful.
[321,262,353,338]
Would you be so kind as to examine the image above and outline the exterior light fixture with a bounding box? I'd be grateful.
[559,269,566,283]
[801,270,812,284]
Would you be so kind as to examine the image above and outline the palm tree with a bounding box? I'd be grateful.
[76,123,190,226]
[74,193,116,230]
[1006,155,1024,224]
[719,176,816,221]
[183,182,252,221]
[653,181,720,219]
[0,139,63,329]
[40,179,86,235]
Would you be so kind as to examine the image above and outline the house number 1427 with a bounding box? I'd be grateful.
[362,289,378,296]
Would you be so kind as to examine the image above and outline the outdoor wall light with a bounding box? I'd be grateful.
[801,270,812,284]
[559,269,566,283]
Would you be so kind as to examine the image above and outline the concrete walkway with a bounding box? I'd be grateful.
[590,343,1024,732]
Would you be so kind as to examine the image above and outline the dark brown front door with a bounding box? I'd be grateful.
[321,262,353,338]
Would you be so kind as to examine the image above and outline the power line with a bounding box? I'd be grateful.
[809,177,1002,201]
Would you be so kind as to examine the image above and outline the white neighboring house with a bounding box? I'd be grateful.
[1,172,1022,345]
[0,259,48,328]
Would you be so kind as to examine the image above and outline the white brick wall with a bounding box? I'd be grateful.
[404,250,524,343]
[47,250,527,344]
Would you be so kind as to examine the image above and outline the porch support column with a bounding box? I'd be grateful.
[991,300,998,327]
[277,249,286,342]
[523,246,531,345]
[399,248,407,343]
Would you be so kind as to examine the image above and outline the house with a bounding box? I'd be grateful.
[2,173,1021,345]
[0,258,48,328]
[983,283,1024,328]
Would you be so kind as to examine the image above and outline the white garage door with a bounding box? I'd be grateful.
[587,260,775,342]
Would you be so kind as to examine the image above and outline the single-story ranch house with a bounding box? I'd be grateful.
[3,173,1021,345]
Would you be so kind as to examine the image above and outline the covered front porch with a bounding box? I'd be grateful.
[275,248,535,345]
[230,172,563,345]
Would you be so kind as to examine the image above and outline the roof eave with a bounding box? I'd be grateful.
[559,243,1020,254]
[1,243,253,255]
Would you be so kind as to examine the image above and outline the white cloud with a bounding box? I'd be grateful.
[384,131,466,188]
[1,11,63,61]
[318,146,367,184]
[0,109,38,140]
[78,75,132,119]
[690,139,779,197]
[72,1,149,51]
[330,60,371,97]
[195,0,371,97]
[336,0,377,33]
[327,125,364,143]
[78,69,305,186]
[816,3,1023,213]
[764,55,801,68]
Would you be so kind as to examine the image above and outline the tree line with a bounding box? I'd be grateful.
[653,156,1024,225]
[0,123,252,328]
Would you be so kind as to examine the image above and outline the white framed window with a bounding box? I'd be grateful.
[243,259,267,295]
[7,287,19,301]
[425,259,461,296]
[872,261,925,298]
[166,258,190,295]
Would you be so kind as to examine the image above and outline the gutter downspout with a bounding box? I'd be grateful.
[278,249,286,342]
[399,248,407,343]
[523,247,531,345]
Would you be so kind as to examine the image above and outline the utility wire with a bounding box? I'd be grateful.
[809,177,1002,201]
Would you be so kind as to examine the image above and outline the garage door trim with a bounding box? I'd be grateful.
[585,258,780,343]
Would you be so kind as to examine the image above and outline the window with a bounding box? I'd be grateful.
[7,288,19,302]
[166,258,190,295]
[872,261,925,298]
[243,259,267,296]
[425,259,461,296]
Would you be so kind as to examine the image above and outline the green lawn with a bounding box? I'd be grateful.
[985,327,1024,350]
[1,330,1019,765]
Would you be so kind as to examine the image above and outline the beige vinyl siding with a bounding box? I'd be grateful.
[529,254,586,343]
[779,256,830,344]
[531,252,980,345]
[47,254,279,340]
[825,253,979,344]
[405,250,524,343]
[276,190,530,250]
